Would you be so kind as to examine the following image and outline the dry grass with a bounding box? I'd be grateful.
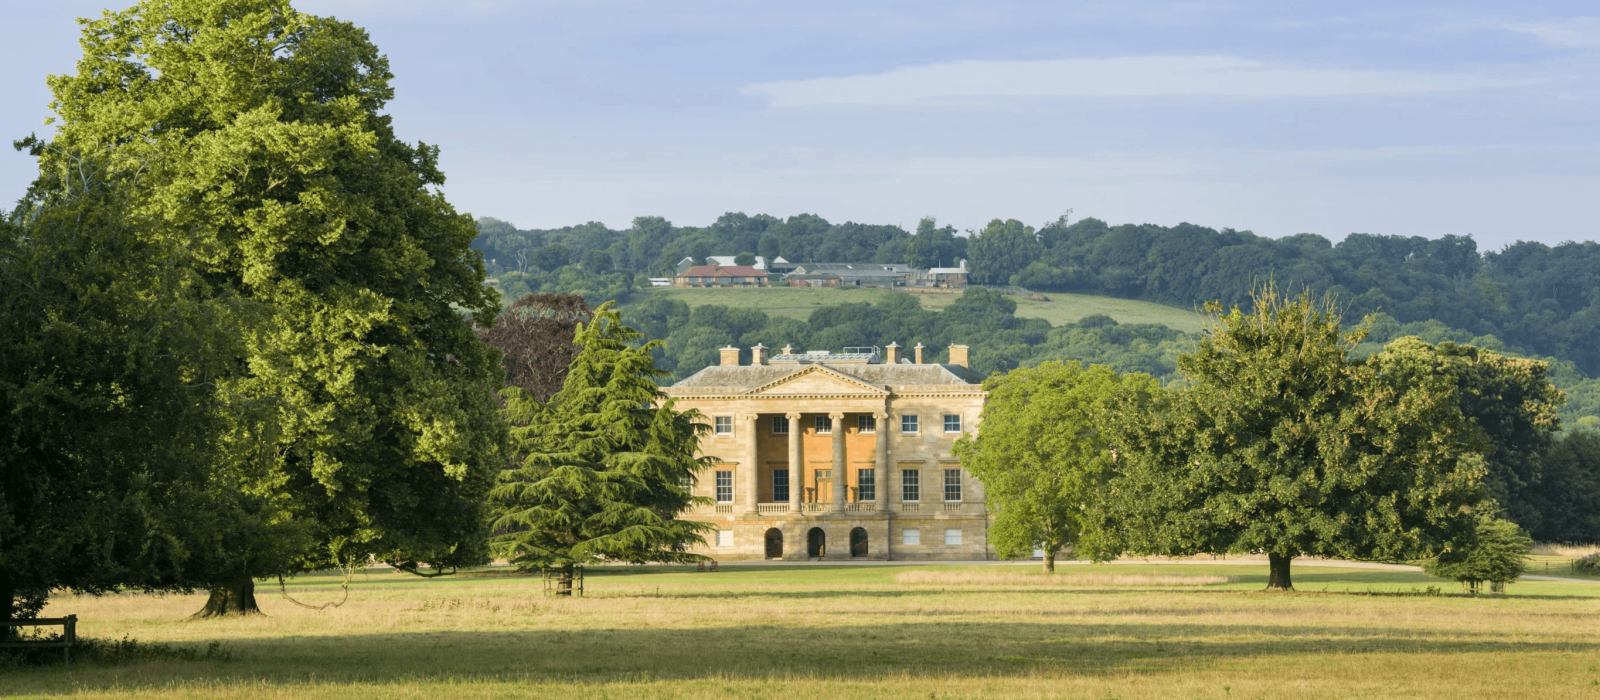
[895,570,1237,587]
[4,563,1599,699]
[1532,542,1600,558]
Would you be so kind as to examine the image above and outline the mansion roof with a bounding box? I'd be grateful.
[668,362,984,393]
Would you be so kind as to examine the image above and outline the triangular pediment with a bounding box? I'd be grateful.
[745,365,889,397]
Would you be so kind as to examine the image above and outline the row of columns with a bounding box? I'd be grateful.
[743,410,889,513]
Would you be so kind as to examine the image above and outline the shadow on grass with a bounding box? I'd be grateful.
[618,584,1599,602]
[5,617,1597,693]
[279,565,1599,602]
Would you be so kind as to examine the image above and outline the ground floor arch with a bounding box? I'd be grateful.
[850,527,868,558]
[807,527,826,558]
[765,528,783,559]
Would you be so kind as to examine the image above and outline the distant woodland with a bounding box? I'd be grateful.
[474,213,1600,378]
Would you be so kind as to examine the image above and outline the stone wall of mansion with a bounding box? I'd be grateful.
[661,341,992,561]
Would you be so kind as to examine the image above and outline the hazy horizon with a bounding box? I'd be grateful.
[4,0,1598,249]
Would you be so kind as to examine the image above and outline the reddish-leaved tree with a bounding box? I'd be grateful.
[477,294,594,401]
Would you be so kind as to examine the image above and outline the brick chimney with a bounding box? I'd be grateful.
[884,342,901,364]
[752,343,769,366]
[913,343,925,364]
[720,345,740,366]
[948,344,969,368]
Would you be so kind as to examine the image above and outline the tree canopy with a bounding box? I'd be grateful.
[1103,288,1490,589]
[0,152,235,627]
[33,0,507,612]
[953,361,1157,571]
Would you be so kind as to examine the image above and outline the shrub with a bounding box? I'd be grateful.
[1575,553,1600,574]
[1423,516,1533,593]
[0,636,230,668]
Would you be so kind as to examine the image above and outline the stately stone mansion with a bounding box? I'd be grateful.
[662,342,991,560]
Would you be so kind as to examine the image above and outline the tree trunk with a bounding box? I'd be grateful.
[1267,552,1293,590]
[1043,546,1057,573]
[0,569,16,643]
[191,579,261,618]
[556,566,574,597]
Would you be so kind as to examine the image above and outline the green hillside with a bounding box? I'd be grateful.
[633,287,1206,333]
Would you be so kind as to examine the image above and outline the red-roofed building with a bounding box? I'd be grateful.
[673,265,770,288]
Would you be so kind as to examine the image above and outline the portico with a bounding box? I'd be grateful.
[664,343,992,561]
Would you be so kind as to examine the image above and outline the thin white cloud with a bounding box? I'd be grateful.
[1505,17,1600,47]
[743,55,1528,107]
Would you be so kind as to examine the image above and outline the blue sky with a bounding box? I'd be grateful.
[3,0,1598,248]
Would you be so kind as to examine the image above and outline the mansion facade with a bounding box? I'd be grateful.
[662,342,991,560]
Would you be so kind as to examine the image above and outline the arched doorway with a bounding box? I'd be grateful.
[764,528,783,559]
[850,527,868,558]
[807,527,826,558]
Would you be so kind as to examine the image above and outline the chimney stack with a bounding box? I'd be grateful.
[720,345,740,366]
[752,343,769,366]
[884,342,901,364]
[948,344,969,368]
[914,343,925,365]
[781,343,794,355]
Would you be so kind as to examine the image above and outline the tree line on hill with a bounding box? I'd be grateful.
[476,213,1600,378]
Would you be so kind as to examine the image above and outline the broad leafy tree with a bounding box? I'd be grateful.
[0,152,235,628]
[966,218,1041,286]
[38,0,506,613]
[1422,342,1564,531]
[953,361,1158,572]
[1105,287,1489,589]
[1525,430,1600,542]
[489,303,711,594]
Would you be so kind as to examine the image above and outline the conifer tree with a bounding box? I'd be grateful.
[489,303,711,594]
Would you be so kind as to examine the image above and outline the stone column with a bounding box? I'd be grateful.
[786,412,802,512]
[830,411,846,510]
[744,413,759,513]
[874,410,889,509]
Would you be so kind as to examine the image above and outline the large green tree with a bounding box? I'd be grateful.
[953,361,1158,572]
[0,151,236,628]
[489,304,711,595]
[1423,343,1564,531]
[38,0,506,613]
[966,218,1040,286]
[1525,430,1600,542]
[1105,288,1489,589]
[905,216,962,270]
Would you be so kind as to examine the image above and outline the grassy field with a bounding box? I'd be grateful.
[7,560,1599,699]
[636,287,1207,333]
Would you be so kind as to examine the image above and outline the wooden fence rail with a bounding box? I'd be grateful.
[0,615,78,662]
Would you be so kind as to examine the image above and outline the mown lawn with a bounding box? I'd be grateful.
[636,287,1206,333]
[7,561,1599,699]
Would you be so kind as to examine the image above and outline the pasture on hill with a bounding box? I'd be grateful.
[634,286,1207,333]
[6,562,1599,699]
